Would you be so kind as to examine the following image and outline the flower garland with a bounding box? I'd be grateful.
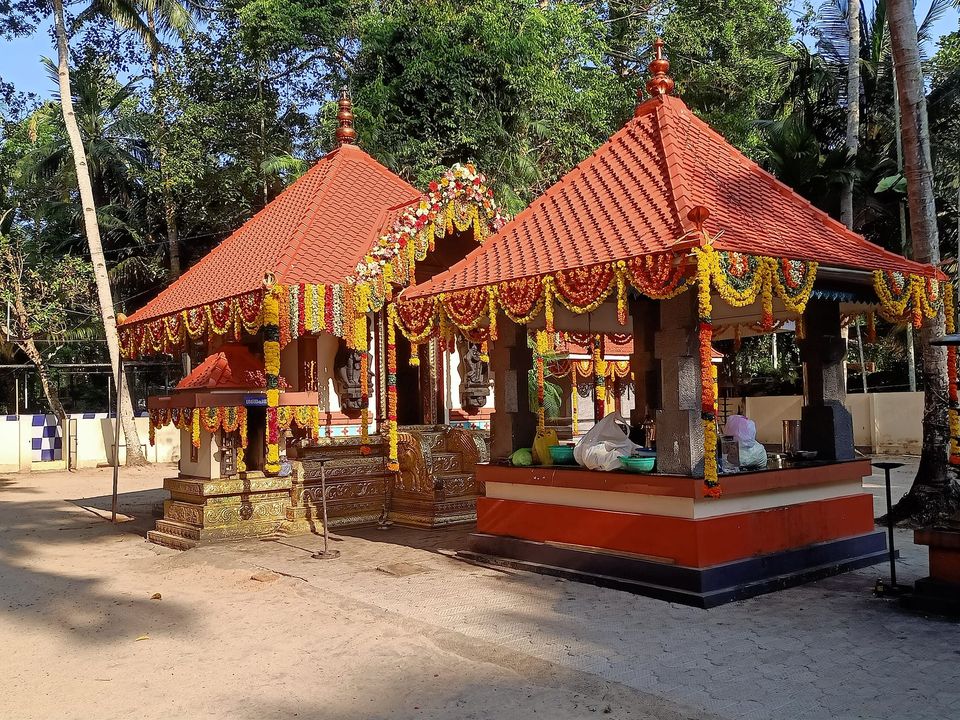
[535,330,549,430]
[354,163,507,283]
[262,280,283,474]
[694,245,721,498]
[386,305,400,472]
[119,289,265,360]
[624,253,691,299]
[873,271,942,328]
[593,336,606,421]
[396,250,813,344]
[945,284,960,465]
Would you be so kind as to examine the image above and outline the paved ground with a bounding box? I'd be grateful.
[1,457,958,720]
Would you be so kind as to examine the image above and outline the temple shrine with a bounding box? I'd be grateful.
[395,41,949,606]
[119,91,509,547]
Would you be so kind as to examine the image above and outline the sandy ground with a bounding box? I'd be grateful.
[1,460,957,720]
[0,465,707,720]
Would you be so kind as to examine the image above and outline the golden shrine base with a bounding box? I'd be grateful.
[147,426,489,550]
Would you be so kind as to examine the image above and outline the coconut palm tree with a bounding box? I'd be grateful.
[77,1,206,280]
[887,0,956,523]
[50,0,149,464]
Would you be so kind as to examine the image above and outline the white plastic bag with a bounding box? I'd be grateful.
[574,412,640,471]
[723,415,767,469]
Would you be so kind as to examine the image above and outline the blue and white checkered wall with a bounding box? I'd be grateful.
[31,414,62,462]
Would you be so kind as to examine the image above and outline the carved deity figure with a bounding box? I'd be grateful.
[457,339,490,410]
[333,345,367,411]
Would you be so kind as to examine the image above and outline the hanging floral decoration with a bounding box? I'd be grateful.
[442,288,489,331]
[593,336,606,420]
[386,305,400,471]
[535,331,549,430]
[693,244,721,498]
[499,277,545,323]
[944,284,960,465]
[355,163,506,285]
[624,253,692,299]
[554,265,616,314]
[873,271,942,328]
[394,250,816,342]
[262,279,283,474]
[119,289,265,360]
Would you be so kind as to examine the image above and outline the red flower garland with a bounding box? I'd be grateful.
[443,287,488,329]
[498,277,544,319]
[554,264,615,309]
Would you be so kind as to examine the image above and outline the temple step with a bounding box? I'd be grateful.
[146,529,198,550]
[154,518,202,540]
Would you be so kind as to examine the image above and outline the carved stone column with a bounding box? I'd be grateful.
[490,321,536,459]
[798,300,855,461]
[654,293,704,475]
[629,296,659,426]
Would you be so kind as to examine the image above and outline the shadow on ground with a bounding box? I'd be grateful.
[0,476,192,645]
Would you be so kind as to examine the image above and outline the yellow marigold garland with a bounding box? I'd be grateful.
[945,284,960,465]
[263,281,283,474]
[694,245,721,497]
[386,305,400,471]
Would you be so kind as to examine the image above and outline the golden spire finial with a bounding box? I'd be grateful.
[638,38,674,111]
[336,87,356,146]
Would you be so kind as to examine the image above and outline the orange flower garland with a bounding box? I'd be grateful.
[263,281,283,474]
[945,284,960,465]
[386,305,400,471]
[694,245,721,498]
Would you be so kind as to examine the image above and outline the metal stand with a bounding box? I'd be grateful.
[311,456,340,560]
[872,461,906,595]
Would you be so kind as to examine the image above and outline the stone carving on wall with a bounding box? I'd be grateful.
[333,344,369,411]
[457,338,490,410]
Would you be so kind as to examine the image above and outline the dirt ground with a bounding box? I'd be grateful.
[0,465,707,720]
[1,461,957,720]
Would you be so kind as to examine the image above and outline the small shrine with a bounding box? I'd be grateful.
[119,91,504,548]
[395,41,948,606]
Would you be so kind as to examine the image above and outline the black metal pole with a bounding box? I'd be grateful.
[884,466,897,587]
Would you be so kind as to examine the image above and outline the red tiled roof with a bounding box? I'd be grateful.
[175,344,264,390]
[124,144,421,325]
[406,94,935,299]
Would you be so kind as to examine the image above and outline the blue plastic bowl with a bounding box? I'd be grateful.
[549,445,576,465]
[619,455,655,473]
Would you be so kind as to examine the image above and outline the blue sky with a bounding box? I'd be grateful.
[1,3,957,103]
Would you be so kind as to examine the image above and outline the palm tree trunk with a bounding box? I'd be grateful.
[892,60,918,392]
[147,6,181,280]
[52,0,147,466]
[887,0,957,523]
[840,0,860,227]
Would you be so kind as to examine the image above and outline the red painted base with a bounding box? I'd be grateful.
[477,494,875,568]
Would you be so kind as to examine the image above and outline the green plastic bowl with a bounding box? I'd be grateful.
[619,456,655,473]
[549,445,576,465]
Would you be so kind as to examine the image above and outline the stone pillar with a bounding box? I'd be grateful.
[489,321,537,459]
[629,297,659,426]
[798,300,855,461]
[654,293,704,475]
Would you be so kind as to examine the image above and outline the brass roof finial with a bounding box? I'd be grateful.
[335,87,356,146]
[639,38,674,110]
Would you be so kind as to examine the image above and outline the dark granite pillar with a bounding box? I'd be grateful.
[798,300,855,461]
[629,296,659,426]
[489,321,537,459]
